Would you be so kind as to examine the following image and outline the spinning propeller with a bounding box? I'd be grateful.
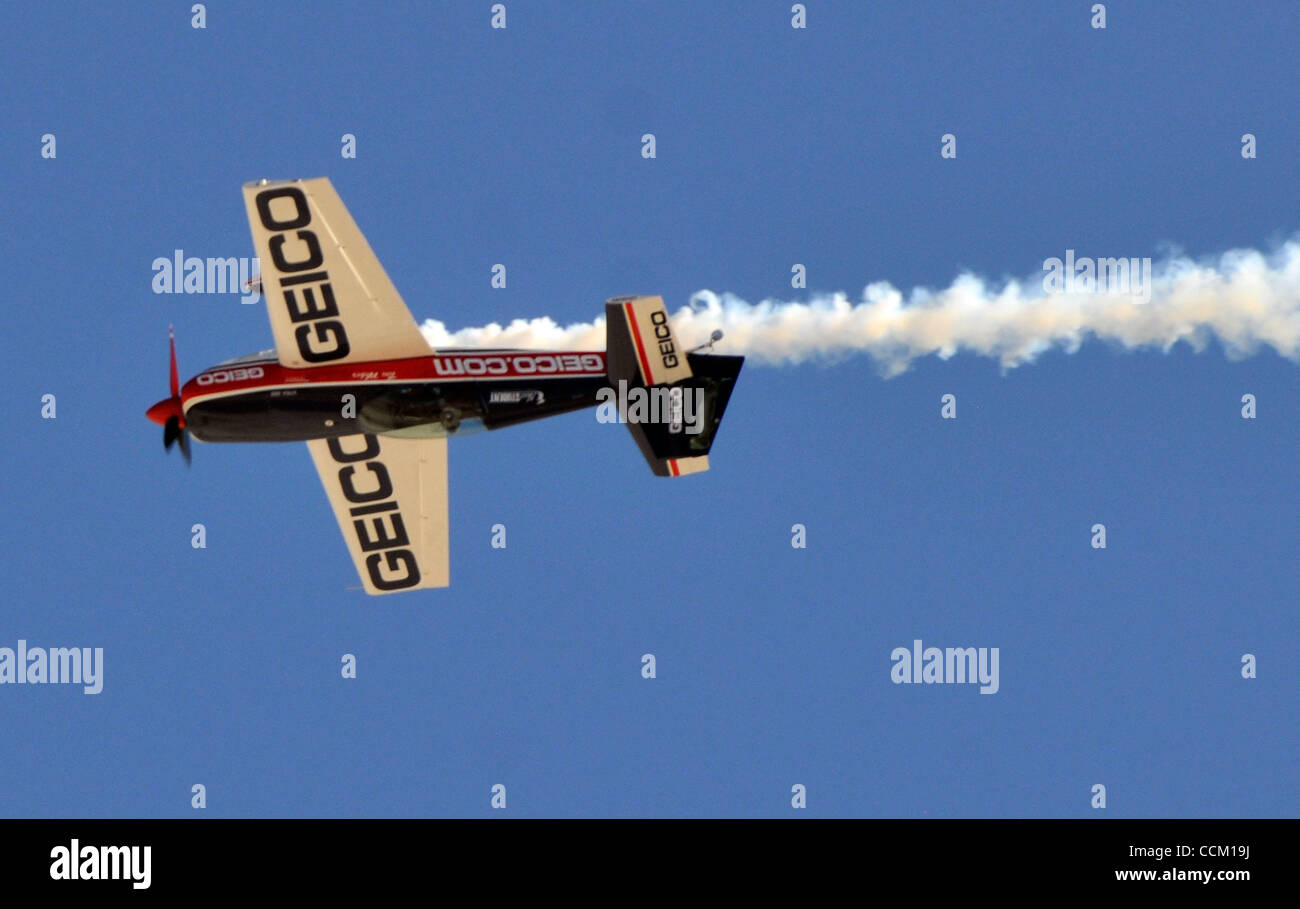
[144,327,191,465]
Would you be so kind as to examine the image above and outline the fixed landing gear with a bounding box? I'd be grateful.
[358,388,469,436]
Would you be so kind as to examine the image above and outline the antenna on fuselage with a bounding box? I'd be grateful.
[688,329,724,353]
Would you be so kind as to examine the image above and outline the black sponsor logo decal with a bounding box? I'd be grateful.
[650,309,678,369]
[196,366,264,385]
[255,187,351,363]
[327,434,420,591]
[432,353,603,377]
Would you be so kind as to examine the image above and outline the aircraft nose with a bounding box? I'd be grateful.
[146,397,183,427]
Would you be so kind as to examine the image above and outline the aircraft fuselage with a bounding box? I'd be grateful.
[181,349,610,443]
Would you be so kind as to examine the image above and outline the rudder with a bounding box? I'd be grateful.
[604,296,743,477]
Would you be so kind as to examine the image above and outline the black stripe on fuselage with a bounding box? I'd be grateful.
[184,377,609,442]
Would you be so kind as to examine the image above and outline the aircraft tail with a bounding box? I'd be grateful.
[604,296,743,477]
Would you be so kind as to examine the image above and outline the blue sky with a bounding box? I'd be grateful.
[1,1,1296,817]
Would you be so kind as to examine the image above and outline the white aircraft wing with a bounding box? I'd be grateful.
[305,433,449,595]
[242,177,433,368]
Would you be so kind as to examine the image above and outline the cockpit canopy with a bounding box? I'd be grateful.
[216,349,277,367]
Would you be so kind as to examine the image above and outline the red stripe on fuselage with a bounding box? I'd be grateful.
[182,351,608,407]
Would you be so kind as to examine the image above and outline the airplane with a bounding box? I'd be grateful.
[146,178,743,594]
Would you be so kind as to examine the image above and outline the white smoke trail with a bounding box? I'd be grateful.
[420,240,1300,376]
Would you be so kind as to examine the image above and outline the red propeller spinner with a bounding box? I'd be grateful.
[145,327,191,464]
